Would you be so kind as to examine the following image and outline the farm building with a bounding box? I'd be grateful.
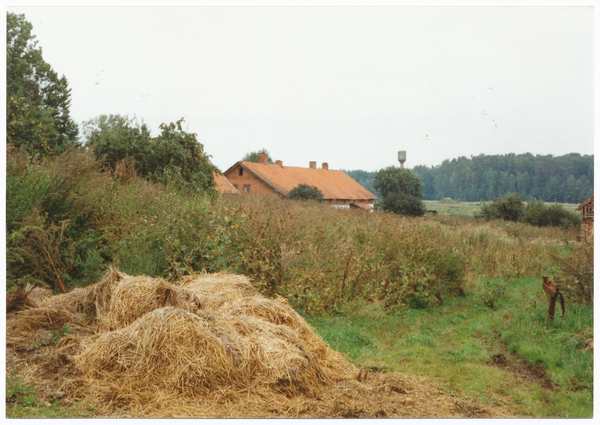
[577,196,594,241]
[223,155,376,210]
[213,170,240,194]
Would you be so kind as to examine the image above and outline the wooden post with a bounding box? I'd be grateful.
[542,275,561,321]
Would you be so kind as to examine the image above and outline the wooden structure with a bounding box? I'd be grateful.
[223,155,376,209]
[576,196,594,241]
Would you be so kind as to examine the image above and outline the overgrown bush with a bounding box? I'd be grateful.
[381,192,425,217]
[479,194,580,230]
[84,115,217,194]
[551,240,594,306]
[6,146,113,291]
[522,199,580,229]
[479,193,524,221]
[6,146,577,313]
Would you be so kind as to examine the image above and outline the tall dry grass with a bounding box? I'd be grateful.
[7,144,580,311]
[215,195,575,312]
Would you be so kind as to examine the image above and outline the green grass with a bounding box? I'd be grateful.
[423,200,580,220]
[5,370,97,418]
[303,276,593,418]
[423,200,482,218]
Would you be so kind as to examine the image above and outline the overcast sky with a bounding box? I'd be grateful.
[6,2,596,172]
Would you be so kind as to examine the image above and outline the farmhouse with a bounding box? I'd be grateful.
[223,155,376,210]
[577,196,594,241]
[213,170,240,194]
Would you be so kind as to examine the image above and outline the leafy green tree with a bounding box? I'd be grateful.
[84,115,217,194]
[479,193,524,221]
[381,192,425,217]
[7,12,78,157]
[83,114,152,171]
[288,184,324,202]
[242,148,274,164]
[373,166,425,217]
[411,153,593,203]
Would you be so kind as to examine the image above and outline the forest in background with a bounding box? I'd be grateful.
[345,152,594,203]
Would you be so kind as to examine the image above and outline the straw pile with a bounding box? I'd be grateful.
[6,268,515,418]
[73,270,354,399]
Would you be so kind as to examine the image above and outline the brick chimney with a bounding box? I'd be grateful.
[258,154,267,164]
[322,163,328,170]
[275,160,283,166]
[309,161,317,169]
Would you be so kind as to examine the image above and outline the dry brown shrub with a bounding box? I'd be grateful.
[112,159,139,185]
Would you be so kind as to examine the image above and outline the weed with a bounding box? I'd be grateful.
[480,280,507,309]
[6,371,38,407]
[50,324,73,342]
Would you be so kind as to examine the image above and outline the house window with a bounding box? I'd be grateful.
[243,184,251,193]
[239,168,244,176]
[233,184,238,190]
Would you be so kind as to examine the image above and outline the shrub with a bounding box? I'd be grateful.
[546,204,580,229]
[85,115,217,194]
[479,193,524,222]
[480,280,507,309]
[522,199,580,229]
[551,240,593,306]
[520,199,547,226]
[288,184,324,202]
[381,192,425,217]
[6,146,108,232]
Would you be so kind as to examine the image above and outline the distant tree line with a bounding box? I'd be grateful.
[348,153,593,203]
[343,169,379,198]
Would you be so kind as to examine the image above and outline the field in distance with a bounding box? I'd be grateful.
[423,199,580,219]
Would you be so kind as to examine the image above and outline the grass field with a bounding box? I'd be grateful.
[424,199,580,219]
[304,275,593,418]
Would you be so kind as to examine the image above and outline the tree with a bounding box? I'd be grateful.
[479,193,524,221]
[288,184,324,202]
[373,166,425,217]
[242,148,274,164]
[83,114,152,172]
[84,115,217,194]
[381,192,425,217]
[7,12,78,157]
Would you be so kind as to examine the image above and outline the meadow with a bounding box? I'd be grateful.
[6,148,593,418]
[423,198,580,219]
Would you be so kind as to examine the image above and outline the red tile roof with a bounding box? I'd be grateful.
[213,171,240,194]
[224,161,376,202]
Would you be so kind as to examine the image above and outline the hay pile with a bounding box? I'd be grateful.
[6,269,515,418]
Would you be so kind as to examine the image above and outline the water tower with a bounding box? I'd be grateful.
[398,151,406,168]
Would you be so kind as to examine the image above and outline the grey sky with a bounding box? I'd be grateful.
[7,3,595,172]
